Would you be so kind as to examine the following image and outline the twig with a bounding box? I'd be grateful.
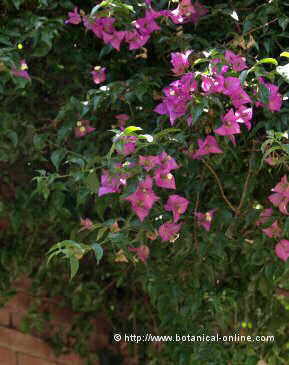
[237,156,254,214]
[226,18,278,46]
[202,159,237,214]
[246,18,278,36]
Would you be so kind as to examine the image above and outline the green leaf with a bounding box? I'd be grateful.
[6,130,18,147]
[155,128,182,140]
[190,103,204,125]
[259,82,270,105]
[123,126,142,135]
[239,70,249,84]
[51,149,66,171]
[69,256,79,279]
[280,52,289,59]
[91,243,103,264]
[278,17,289,31]
[257,58,278,66]
[11,0,24,9]
[138,134,154,143]
[84,171,99,193]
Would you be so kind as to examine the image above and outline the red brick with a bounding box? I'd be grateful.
[0,327,85,364]
[0,346,17,365]
[0,307,10,326]
[89,315,111,351]
[11,311,26,330]
[56,352,85,365]
[13,276,32,291]
[18,353,56,365]
[6,292,31,313]
[0,327,55,361]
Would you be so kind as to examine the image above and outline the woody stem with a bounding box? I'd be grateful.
[202,159,237,214]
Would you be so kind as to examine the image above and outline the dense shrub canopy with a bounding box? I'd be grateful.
[1,0,289,363]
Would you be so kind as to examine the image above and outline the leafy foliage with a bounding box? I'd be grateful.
[1,0,289,364]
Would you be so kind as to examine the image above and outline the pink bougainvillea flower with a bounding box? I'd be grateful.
[169,0,208,25]
[98,169,126,196]
[12,59,30,80]
[258,78,282,112]
[74,120,95,138]
[225,50,248,72]
[192,136,223,159]
[102,30,125,51]
[157,152,179,171]
[272,175,289,197]
[191,0,208,24]
[275,239,289,262]
[124,176,159,221]
[154,98,188,125]
[170,50,192,75]
[80,218,93,231]
[65,7,82,25]
[99,17,116,35]
[164,194,189,222]
[223,76,242,96]
[214,109,241,136]
[139,155,159,171]
[201,75,223,94]
[231,89,252,109]
[134,11,161,36]
[268,193,289,215]
[91,66,106,84]
[116,136,137,156]
[195,209,216,231]
[255,208,273,226]
[154,170,176,189]
[128,245,150,263]
[211,58,229,75]
[265,156,279,166]
[128,202,150,222]
[262,221,282,238]
[158,221,182,242]
[235,106,253,130]
[154,72,197,125]
[125,30,150,50]
[115,114,129,130]
[268,176,289,215]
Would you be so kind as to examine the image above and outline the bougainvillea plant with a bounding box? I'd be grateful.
[2,0,289,363]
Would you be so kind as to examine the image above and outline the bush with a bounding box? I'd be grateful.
[1,0,289,363]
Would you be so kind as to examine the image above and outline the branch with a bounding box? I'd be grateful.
[202,159,237,214]
[237,156,253,214]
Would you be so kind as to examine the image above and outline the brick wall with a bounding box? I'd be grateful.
[0,326,84,365]
[0,276,103,365]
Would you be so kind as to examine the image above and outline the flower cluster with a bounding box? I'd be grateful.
[74,120,95,138]
[98,168,127,197]
[195,209,216,231]
[128,245,150,263]
[268,175,289,215]
[256,175,289,262]
[98,149,191,242]
[155,49,282,152]
[154,72,197,125]
[91,66,106,84]
[190,136,223,159]
[12,59,30,80]
[256,77,282,112]
[66,1,208,51]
